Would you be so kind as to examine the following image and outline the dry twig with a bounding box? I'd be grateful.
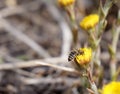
[20,76,80,86]
[0,58,76,73]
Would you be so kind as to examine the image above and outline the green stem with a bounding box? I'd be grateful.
[67,5,78,47]
[97,0,113,39]
[110,26,120,80]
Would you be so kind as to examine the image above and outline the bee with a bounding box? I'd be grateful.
[68,49,84,62]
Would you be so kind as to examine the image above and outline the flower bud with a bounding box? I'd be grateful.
[58,0,75,7]
[80,14,99,30]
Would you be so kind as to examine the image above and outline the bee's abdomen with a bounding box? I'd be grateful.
[68,51,77,61]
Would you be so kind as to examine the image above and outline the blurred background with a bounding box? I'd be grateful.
[0,0,119,94]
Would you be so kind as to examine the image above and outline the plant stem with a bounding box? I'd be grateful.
[87,68,98,94]
[66,5,78,47]
[110,26,120,80]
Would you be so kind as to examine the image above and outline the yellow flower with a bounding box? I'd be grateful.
[80,14,99,30]
[102,81,120,94]
[58,0,75,7]
[75,48,92,65]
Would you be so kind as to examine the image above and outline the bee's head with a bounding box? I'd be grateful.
[78,50,84,55]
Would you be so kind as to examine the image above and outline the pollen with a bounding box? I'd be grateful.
[75,48,92,65]
[102,81,120,94]
[80,14,99,30]
[58,0,75,7]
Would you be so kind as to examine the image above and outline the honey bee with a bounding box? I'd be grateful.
[68,48,91,72]
[68,49,84,62]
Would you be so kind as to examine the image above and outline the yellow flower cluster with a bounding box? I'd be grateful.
[80,14,99,30]
[58,0,75,7]
[102,81,120,94]
[75,48,92,65]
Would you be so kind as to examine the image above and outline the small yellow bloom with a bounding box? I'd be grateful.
[75,48,92,65]
[80,14,99,30]
[58,0,75,7]
[102,81,120,94]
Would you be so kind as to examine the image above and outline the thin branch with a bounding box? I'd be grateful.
[0,59,76,73]
[20,76,80,86]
